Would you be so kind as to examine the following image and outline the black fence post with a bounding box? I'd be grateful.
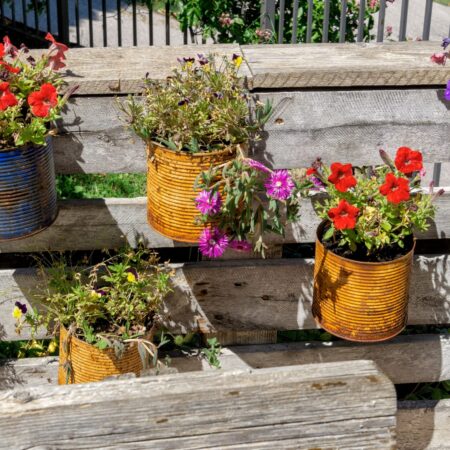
[57,0,70,45]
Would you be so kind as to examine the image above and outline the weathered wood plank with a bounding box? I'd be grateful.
[3,334,450,390]
[39,42,450,95]
[0,360,396,449]
[243,42,450,89]
[51,45,246,95]
[1,254,449,342]
[397,400,450,450]
[54,89,450,174]
[0,191,448,253]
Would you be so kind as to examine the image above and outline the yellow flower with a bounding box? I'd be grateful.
[90,290,102,298]
[12,306,22,320]
[127,272,136,283]
[232,54,243,68]
[48,340,58,354]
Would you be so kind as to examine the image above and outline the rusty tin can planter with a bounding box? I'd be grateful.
[0,137,58,241]
[312,222,415,343]
[146,142,237,243]
[58,326,143,385]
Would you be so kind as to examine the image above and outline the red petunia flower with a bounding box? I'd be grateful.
[394,147,423,174]
[328,199,360,230]
[3,36,18,57]
[306,167,317,176]
[379,173,410,204]
[0,82,18,111]
[328,162,357,192]
[0,60,20,74]
[28,83,58,117]
[0,43,4,59]
[45,33,68,70]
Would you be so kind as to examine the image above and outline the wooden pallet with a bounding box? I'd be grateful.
[1,42,450,449]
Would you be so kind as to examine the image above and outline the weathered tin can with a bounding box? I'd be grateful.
[0,137,58,240]
[312,221,415,342]
[146,142,237,243]
[58,325,143,384]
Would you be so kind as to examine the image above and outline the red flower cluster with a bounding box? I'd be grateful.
[328,163,357,192]
[306,167,317,176]
[328,199,360,230]
[394,147,423,174]
[0,43,4,59]
[0,82,18,111]
[28,83,58,118]
[379,173,410,204]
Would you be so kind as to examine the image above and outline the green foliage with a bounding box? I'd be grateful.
[200,337,222,368]
[118,54,270,153]
[14,248,172,356]
[405,381,450,401]
[0,36,71,149]
[0,339,58,359]
[56,174,146,199]
[159,0,378,44]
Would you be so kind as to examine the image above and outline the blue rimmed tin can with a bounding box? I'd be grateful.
[0,137,58,240]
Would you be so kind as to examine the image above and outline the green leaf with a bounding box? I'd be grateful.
[322,227,334,241]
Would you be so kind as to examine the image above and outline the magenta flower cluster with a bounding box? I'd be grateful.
[431,37,450,101]
[195,190,222,215]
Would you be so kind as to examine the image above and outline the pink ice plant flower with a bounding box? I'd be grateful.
[195,190,222,215]
[245,158,271,173]
[198,227,229,258]
[264,169,295,201]
[229,239,252,252]
[431,53,447,65]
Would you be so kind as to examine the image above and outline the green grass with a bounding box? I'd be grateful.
[434,0,449,6]
[56,174,146,199]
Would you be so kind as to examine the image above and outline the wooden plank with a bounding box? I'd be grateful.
[37,42,450,95]
[0,360,396,449]
[243,42,450,89]
[0,191,448,253]
[3,334,450,390]
[50,45,247,95]
[398,400,450,450]
[53,89,450,174]
[1,254,449,342]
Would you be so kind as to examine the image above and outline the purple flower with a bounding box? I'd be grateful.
[265,170,295,201]
[14,301,27,314]
[198,227,229,258]
[311,176,325,189]
[195,190,222,215]
[245,158,270,173]
[178,98,190,106]
[197,54,209,65]
[442,37,450,50]
[213,92,224,99]
[229,240,252,252]
[96,289,107,296]
[445,80,450,101]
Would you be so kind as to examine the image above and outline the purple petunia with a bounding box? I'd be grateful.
[15,301,27,314]
[442,37,450,50]
[445,80,450,101]
[229,239,252,252]
[264,169,295,201]
[198,227,229,258]
[195,190,222,216]
[245,158,270,173]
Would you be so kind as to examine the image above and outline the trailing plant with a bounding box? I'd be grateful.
[194,148,304,258]
[118,53,271,153]
[13,248,172,364]
[430,36,450,101]
[302,147,443,261]
[0,34,75,149]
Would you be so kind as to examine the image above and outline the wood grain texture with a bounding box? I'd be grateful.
[1,254,449,342]
[243,42,450,89]
[0,190,448,253]
[0,360,396,450]
[53,89,450,174]
[3,333,449,390]
[52,45,247,95]
[397,400,450,450]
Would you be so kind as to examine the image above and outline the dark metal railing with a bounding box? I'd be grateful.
[0,0,441,48]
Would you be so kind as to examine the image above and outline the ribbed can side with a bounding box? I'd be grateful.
[312,222,414,342]
[146,143,237,243]
[0,137,58,240]
[58,326,143,384]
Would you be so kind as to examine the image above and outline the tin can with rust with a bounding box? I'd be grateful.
[0,137,58,240]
